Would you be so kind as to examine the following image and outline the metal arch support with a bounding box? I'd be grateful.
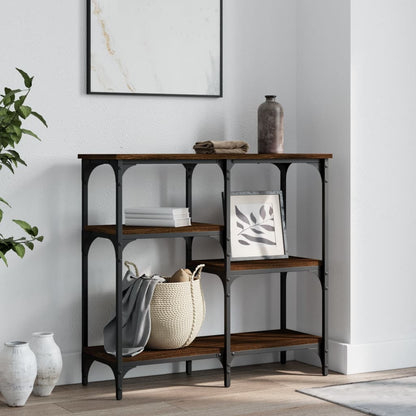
[218,159,234,253]
[183,163,197,214]
[82,234,98,256]
[306,161,321,173]
[273,162,291,204]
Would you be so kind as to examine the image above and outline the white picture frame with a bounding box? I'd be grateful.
[229,191,288,260]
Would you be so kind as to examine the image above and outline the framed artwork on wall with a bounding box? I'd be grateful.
[229,191,288,260]
[87,0,223,97]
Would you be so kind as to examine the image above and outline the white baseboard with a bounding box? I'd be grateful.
[294,340,348,374]
[59,350,295,386]
[295,338,416,374]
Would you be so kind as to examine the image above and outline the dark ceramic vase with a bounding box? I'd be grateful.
[258,95,284,153]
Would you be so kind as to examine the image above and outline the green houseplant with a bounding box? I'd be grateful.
[0,68,47,266]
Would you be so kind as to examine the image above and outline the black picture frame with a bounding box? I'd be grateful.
[86,0,223,98]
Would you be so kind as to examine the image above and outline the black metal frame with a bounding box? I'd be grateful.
[81,155,329,400]
[86,0,223,98]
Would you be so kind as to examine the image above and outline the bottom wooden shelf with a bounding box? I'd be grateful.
[84,329,320,367]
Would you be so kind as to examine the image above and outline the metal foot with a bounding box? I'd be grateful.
[82,355,94,386]
[111,367,124,400]
[186,360,192,375]
[115,376,123,400]
[280,351,287,364]
[224,365,231,387]
[116,388,123,400]
[319,342,329,376]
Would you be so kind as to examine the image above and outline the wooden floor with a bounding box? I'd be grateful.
[1,361,415,415]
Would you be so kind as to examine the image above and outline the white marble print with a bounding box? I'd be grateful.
[90,0,221,95]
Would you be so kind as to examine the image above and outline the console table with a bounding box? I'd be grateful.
[78,153,331,399]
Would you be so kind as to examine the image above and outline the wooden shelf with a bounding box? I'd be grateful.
[84,222,222,237]
[190,256,321,275]
[230,329,320,353]
[78,153,333,161]
[84,330,320,366]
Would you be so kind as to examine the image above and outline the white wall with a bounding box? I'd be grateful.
[349,0,416,372]
[0,0,298,384]
[4,0,415,385]
[295,0,351,373]
[295,0,416,374]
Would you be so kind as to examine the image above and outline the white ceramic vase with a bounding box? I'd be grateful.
[0,341,37,407]
[29,332,62,396]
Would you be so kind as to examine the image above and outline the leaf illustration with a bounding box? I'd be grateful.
[260,224,275,232]
[238,239,250,246]
[251,228,264,235]
[250,212,256,223]
[241,233,276,246]
[236,222,244,230]
[235,206,250,224]
[269,206,273,216]
[260,205,266,219]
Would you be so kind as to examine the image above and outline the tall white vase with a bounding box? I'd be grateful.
[29,332,62,396]
[0,341,37,407]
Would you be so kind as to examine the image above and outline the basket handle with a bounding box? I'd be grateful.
[124,261,139,276]
[182,263,205,348]
[191,264,205,281]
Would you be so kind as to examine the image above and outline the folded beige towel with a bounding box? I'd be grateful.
[169,268,193,283]
[193,140,249,154]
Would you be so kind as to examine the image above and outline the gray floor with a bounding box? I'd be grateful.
[0,361,415,415]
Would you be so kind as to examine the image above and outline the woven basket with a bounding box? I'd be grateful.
[147,264,205,350]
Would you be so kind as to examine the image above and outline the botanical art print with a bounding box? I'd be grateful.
[230,192,288,260]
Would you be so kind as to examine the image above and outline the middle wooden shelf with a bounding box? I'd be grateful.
[84,222,222,239]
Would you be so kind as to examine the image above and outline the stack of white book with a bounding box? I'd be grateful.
[124,207,191,227]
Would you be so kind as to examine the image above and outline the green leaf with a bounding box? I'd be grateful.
[31,226,38,237]
[2,88,22,96]
[17,105,31,119]
[31,111,48,127]
[1,161,14,173]
[21,128,41,141]
[24,241,34,250]
[7,150,26,167]
[2,94,13,107]
[14,94,26,109]
[16,68,33,88]
[12,125,22,139]
[36,236,44,242]
[0,197,11,208]
[13,219,32,233]
[0,251,8,266]
[12,243,25,258]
